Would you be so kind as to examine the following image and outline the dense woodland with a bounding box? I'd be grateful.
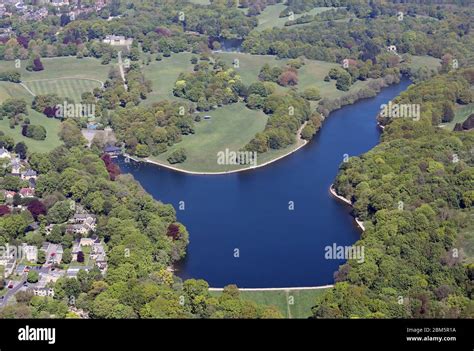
[314,70,474,318]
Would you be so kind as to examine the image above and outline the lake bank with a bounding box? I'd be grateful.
[329,184,365,232]
[117,78,412,288]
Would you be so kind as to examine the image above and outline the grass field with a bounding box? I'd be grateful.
[0,56,111,153]
[255,4,334,31]
[0,81,62,153]
[210,288,330,318]
[143,53,195,104]
[143,52,386,171]
[441,103,474,130]
[23,78,101,102]
[151,102,268,172]
[0,57,110,82]
[407,55,441,71]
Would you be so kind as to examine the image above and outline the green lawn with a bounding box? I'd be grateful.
[142,53,196,104]
[407,55,441,72]
[151,102,268,172]
[0,108,62,153]
[0,80,29,103]
[0,57,110,82]
[142,52,384,172]
[441,103,474,130]
[0,81,62,153]
[255,4,334,31]
[0,57,110,153]
[23,78,101,102]
[210,288,330,318]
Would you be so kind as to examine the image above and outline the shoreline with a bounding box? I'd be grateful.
[208,284,334,291]
[124,123,309,175]
[329,184,366,232]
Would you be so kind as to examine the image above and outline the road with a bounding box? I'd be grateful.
[0,273,27,307]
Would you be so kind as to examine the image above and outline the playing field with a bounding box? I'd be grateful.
[210,287,330,318]
[23,78,102,102]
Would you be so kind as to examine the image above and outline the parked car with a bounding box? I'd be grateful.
[7,281,14,289]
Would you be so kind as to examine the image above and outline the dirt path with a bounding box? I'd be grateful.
[117,51,128,91]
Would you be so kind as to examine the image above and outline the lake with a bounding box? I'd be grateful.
[117,78,411,288]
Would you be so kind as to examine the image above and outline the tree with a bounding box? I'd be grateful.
[59,120,87,148]
[442,103,455,123]
[336,71,352,91]
[37,250,46,265]
[301,87,321,101]
[278,70,298,86]
[0,205,10,217]
[27,270,39,283]
[27,200,47,220]
[62,249,72,264]
[47,201,74,224]
[14,142,28,159]
[77,251,85,263]
[167,148,187,164]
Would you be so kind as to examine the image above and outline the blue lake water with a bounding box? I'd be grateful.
[117,78,411,288]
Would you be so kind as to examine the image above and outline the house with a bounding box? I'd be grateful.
[103,145,122,157]
[32,287,55,297]
[66,266,92,278]
[0,250,16,278]
[19,187,34,198]
[102,35,133,47]
[37,268,64,287]
[91,242,107,273]
[67,213,97,234]
[79,236,98,247]
[21,169,37,181]
[21,244,38,262]
[3,260,16,277]
[41,243,63,265]
[10,158,21,175]
[0,148,11,159]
